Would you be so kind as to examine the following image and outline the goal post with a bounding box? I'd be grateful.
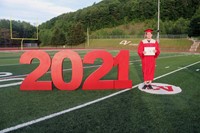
[10,19,39,50]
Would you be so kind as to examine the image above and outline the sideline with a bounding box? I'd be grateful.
[0,60,199,133]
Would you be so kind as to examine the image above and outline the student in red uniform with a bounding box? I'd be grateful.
[137,29,160,89]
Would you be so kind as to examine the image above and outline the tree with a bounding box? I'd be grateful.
[66,22,86,45]
[37,0,200,44]
[188,6,200,37]
[0,19,37,47]
[173,18,189,34]
[51,27,66,46]
[0,28,20,47]
[39,29,52,45]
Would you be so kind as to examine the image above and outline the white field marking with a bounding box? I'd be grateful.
[0,61,200,133]
[154,61,200,80]
[165,66,170,69]
[0,49,118,53]
[0,59,135,80]
[0,54,191,67]
[0,52,88,67]
[196,69,200,72]
[0,60,137,80]
[0,54,197,80]
[0,78,24,88]
[0,65,102,80]
[0,55,86,67]
[0,72,12,77]
[0,49,91,53]
[129,62,133,65]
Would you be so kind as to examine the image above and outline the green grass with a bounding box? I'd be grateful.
[87,38,193,52]
[86,38,139,50]
[0,50,200,132]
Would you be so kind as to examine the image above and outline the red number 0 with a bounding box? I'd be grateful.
[51,50,83,90]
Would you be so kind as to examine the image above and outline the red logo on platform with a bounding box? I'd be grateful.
[152,85,174,91]
[138,83,182,95]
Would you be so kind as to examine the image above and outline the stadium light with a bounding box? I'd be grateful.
[87,27,90,46]
[157,0,160,43]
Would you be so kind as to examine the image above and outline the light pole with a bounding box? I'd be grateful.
[157,0,160,43]
[87,27,90,47]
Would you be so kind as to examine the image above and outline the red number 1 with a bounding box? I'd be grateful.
[114,50,132,89]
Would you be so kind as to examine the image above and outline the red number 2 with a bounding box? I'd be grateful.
[51,50,83,90]
[82,50,132,90]
[20,50,52,90]
[83,50,114,90]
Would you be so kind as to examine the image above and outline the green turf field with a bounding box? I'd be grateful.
[87,38,192,52]
[0,50,200,133]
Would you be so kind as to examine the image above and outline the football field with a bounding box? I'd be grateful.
[0,49,200,133]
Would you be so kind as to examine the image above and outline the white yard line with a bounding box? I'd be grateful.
[0,53,87,67]
[0,65,102,80]
[0,54,191,67]
[0,54,192,81]
[154,61,200,80]
[0,60,200,133]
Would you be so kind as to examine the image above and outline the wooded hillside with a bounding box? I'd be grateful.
[0,0,199,46]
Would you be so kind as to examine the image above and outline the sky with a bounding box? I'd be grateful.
[0,0,102,25]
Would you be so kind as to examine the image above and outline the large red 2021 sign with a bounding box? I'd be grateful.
[20,50,132,91]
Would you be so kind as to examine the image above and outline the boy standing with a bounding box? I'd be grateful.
[138,29,160,89]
